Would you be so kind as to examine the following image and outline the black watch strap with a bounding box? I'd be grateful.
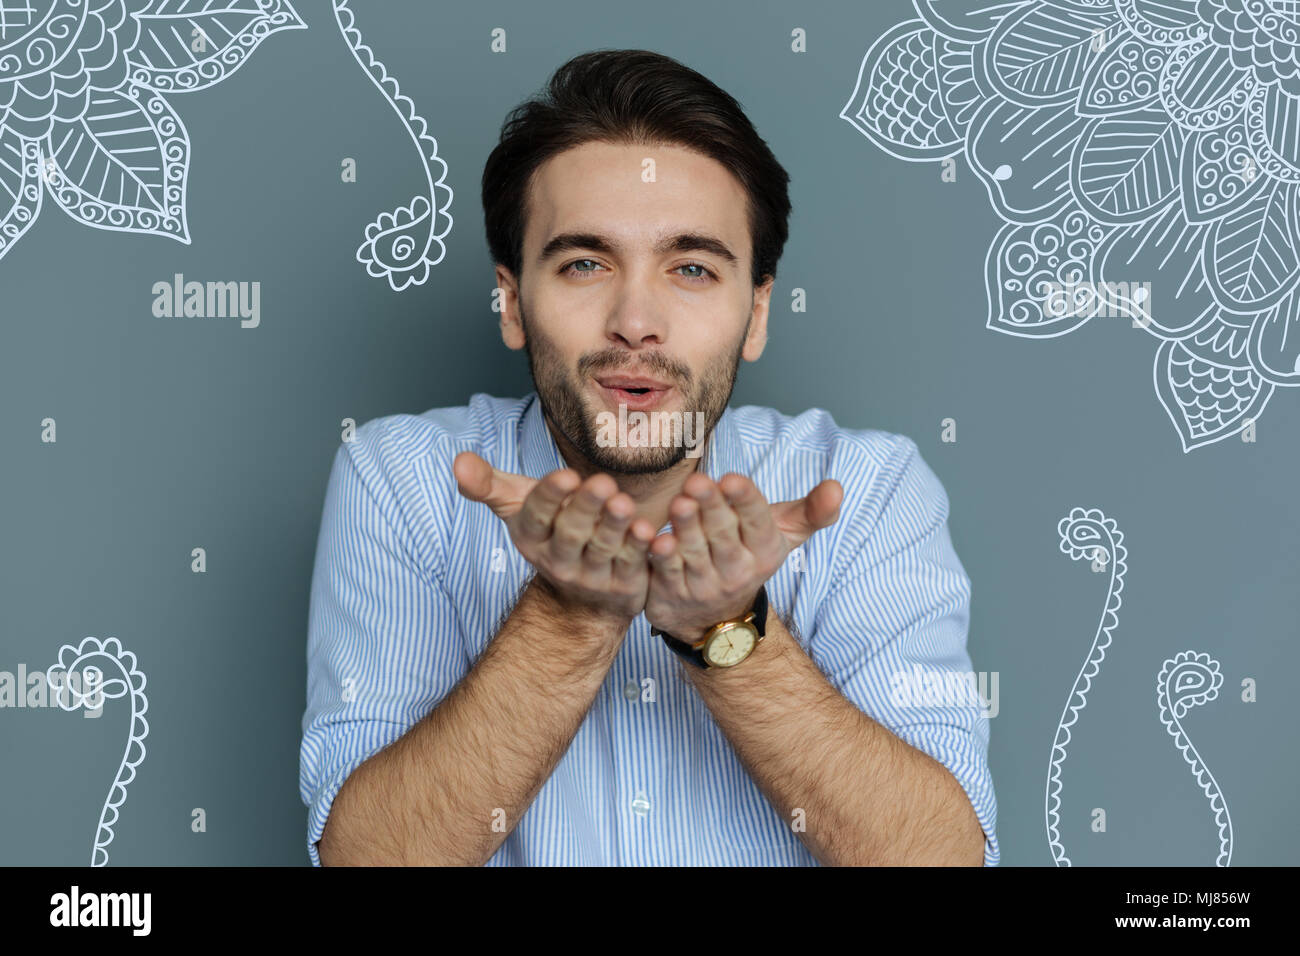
[654,584,768,668]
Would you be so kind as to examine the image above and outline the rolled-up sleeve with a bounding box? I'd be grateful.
[299,425,465,866]
[807,435,1000,866]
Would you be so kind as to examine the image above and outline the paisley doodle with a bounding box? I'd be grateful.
[1046,507,1126,866]
[46,637,149,867]
[0,0,306,265]
[331,0,452,291]
[984,208,1113,335]
[1157,650,1233,866]
[842,0,1300,450]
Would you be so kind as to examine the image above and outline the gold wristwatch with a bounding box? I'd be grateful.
[652,585,769,669]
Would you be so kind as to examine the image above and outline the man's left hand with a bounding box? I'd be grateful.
[645,472,843,643]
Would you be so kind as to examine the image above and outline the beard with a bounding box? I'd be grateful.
[520,303,747,475]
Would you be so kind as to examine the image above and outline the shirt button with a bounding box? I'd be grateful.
[631,790,651,816]
[622,680,639,700]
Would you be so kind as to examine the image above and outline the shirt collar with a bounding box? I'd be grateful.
[517,391,744,493]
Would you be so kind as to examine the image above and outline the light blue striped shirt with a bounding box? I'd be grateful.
[300,392,999,865]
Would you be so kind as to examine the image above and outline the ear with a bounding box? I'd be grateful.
[496,264,525,351]
[742,274,773,362]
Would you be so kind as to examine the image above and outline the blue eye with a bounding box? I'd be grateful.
[560,259,717,283]
[675,262,717,283]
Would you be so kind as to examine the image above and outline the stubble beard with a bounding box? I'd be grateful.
[520,305,747,476]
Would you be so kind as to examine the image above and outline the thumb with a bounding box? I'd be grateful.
[453,451,535,519]
[771,479,843,547]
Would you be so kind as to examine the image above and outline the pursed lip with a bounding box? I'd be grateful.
[594,374,672,391]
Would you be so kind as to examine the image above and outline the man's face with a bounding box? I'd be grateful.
[498,140,771,475]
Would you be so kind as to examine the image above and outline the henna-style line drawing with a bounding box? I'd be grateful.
[46,636,149,867]
[0,0,306,265]
[1046,506,1127,866]
[1157,650,1233,865]
[843,1,1300,451]
[331,0,453,291]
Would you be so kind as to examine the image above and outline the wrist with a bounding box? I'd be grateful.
[512,577,632,676]
[657,586,764,645]
[654,584,771,671]
[527,574,636,634]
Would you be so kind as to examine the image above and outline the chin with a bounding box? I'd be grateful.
[585,442,688,475]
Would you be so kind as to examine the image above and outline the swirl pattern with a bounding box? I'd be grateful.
[1045,507,1127,866]
[332,0,453,292]
[46,636,149,867]
[843,0,1300,450]
[1157,650,1233,865]
[0,0,306,266]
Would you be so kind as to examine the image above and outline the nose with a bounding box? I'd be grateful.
[603,284,666,349]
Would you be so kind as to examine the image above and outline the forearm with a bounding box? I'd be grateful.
[688,613,985,865]
[318,576,629,865]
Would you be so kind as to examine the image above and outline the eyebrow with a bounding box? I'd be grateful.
[537,231,739,268]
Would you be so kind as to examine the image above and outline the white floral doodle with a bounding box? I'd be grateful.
[332,0,452,291]
[46,636,149,867]
[0,0,306,264]
[1157,650,1232,865]
[1047,506,1126,866]
[843,1,1300,450]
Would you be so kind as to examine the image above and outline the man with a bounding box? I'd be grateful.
[300,49,999,866]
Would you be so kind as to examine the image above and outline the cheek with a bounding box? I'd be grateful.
[696,327,747,367]
[533,285,602,334]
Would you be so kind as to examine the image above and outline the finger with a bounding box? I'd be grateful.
[669,497,718,589]
[809,479,845,527]
[612,517,655,584]
[514,468,582,545]
[770,479,844,547]
[582,492,635,569]
[684,474,746,576]
[548,473,617,564]
[453,451,537,519]
[649,532,687,594]
[719,474,778,550]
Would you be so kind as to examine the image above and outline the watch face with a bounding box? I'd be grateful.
[704,623,757,667]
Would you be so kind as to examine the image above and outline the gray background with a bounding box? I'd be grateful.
[1,0,1292,866]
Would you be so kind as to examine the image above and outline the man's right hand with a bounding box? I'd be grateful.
[452,451,655,622]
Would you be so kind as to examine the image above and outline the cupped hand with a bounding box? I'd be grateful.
[644,472,842,642]
[453,451,657,621]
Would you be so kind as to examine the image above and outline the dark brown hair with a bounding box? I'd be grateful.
[481,49,791,288]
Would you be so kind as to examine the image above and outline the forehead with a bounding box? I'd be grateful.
[524,140,750,253]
